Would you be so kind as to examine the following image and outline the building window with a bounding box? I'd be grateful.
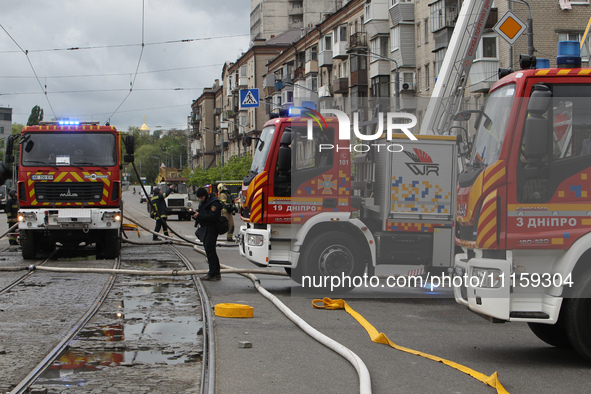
[306,45,318,62]
[480,36,497,59]
[424,18,429,43]
[430,0,444,32]
[371,75,390,97]
[416,22,421,47]
[390,26,400,52]
[322,35,332,51]
[351,55,367,72]
[425,63,430,90]
[390,0,413,6]
[340,25,348,42]
[435,49,446,77]
[416,68,421,91]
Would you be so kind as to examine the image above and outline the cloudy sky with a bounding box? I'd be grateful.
[0,0,251,131]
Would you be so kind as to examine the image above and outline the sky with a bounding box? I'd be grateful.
[0,0,251,131]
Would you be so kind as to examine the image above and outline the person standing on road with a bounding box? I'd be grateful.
[217,183,235,242]
[193,187,222,281]
[150,185,172,241]
[6,189,19,245]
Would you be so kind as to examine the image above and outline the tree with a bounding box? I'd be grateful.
[27,106,43,126]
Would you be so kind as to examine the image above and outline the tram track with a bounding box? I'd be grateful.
[0,241,211,394]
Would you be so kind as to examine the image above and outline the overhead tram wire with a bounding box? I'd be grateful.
[0,34,250,55]
[0,22,57,119]
[107,0,146,125]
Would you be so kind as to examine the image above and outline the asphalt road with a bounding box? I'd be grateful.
[2,191,590,393]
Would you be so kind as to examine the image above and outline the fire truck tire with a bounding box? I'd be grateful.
[20,230,37,260]
[563,271,591,360]
[98,230,121,259]
[527,322,571,349]
[301,232,365,291]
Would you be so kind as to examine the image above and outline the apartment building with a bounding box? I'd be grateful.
[0,107,11,137]
[251,0,345,41]
[191,0,591,171]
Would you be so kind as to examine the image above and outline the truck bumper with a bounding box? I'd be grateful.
[454,252,562,323]
[18,208,122,231]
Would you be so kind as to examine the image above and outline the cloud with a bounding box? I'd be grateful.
[0,0,250,130]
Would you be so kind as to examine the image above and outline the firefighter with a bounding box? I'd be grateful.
[217,183,235,242]
[6,189,19,245]
[193,187,222,281]
[150,185,172,241]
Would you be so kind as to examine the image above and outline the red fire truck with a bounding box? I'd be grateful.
[454,43,591,360]
[239,111,457,286]
[6,120,134,259]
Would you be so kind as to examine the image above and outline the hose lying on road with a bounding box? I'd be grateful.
[191,244,372,393]
[0,265,288,277]
[0,223,18,240]
[123,214,237,248]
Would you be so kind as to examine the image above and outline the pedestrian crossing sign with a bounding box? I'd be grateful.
[239,89,259,109]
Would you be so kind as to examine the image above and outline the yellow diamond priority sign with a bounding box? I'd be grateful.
[494,10,527,45]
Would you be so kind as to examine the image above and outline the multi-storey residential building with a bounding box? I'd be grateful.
[192,0,591,172]
[0,107,12,137]
[251,0,345,41]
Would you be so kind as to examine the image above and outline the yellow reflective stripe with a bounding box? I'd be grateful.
[313,298,509,394]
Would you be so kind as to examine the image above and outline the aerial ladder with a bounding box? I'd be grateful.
[419,0,494,135]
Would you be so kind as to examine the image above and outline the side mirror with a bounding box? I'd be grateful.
[243,136,252,147]
[0,162,11,186]
[24,140,34,153]
[124,135,135,155]
[5,136,14,164]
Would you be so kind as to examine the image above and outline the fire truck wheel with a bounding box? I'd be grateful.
[563,271,591,360]
[98,230,121,259]
[527,322,571,349]
[20,230,37,260]
[301,232,365,291]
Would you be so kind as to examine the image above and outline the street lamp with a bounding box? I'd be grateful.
[347,49,400,112]
[508,0,534,56]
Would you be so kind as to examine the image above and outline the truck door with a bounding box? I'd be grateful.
[509,81,591,251]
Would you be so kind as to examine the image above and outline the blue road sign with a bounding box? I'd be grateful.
[239,89,260,109]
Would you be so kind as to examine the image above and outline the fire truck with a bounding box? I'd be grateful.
[5,120,134,259]
[238,0,492,285]
[239,112,458,284]
[454,42,591,360]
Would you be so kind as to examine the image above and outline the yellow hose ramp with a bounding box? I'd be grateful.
[313,298,509,394]
[215,303,254,318]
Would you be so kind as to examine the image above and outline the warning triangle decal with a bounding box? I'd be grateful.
[242,91,258,105]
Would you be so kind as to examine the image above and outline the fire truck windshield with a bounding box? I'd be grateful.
[249,125,275,174]
[469,84,516,168]
[21,132,117,167]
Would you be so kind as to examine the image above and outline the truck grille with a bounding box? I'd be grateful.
[35,182,105,203]
[167,198,185,207]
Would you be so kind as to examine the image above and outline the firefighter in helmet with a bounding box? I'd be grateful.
[217,183,235,242]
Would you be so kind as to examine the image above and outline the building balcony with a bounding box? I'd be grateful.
[468,59,499,93]
[319,50,333,66]
[349,32,367,50]
[333,40,348,59]
[294,67,305,80]
[350,70,368,86]
[305,60,318,75]
[332,78,349,94]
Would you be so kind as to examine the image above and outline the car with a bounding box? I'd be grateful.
[139,191,149,203]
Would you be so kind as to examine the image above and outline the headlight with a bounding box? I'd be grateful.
[247,234,264,247]
[20,212,37,222]
[102,212,122,222]
[471,267,503,288]
[187,201,192,208]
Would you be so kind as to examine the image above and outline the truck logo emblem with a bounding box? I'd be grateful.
[317,175,337,194]
[60,188,78,197]
[404,149,440,176]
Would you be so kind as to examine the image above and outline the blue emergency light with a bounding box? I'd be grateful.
[557,41,581,68]
[58,120,80,126]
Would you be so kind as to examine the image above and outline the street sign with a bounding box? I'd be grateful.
[494,11,527,45]
[239,89,260,109]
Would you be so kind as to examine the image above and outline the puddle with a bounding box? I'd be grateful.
[37,276,202,386]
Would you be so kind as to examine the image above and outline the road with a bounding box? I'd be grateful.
[1,191,589,393]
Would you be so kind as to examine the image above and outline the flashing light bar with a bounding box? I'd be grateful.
[58,120,80,125]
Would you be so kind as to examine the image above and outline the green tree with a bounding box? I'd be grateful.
[26,106,43,126]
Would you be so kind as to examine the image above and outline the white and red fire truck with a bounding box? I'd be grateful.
[6,120,134,259]
[454,42,591,360]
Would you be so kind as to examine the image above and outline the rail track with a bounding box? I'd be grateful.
[0,242,212,394]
